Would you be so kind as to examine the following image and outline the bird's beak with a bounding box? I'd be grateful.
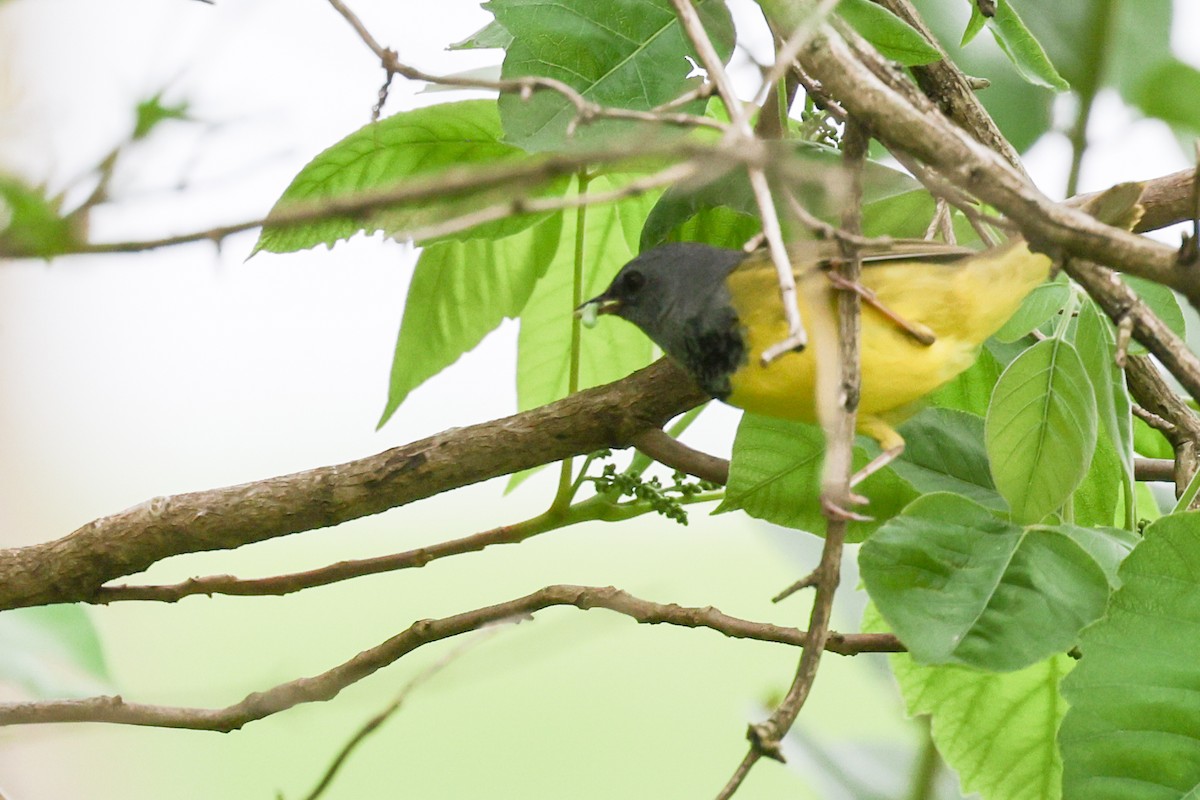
[574,292,621,328]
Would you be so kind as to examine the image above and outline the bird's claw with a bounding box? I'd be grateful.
[820,491,873,522]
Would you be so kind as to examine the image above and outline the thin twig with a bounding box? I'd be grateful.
[629,428,729,485]
[0,585,902,730]
[326,0,724,132]
[300,623,510,800]
[669,0,809,358]
[718,120,869,800]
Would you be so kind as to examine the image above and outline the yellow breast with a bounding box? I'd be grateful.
[724,243,1051,430]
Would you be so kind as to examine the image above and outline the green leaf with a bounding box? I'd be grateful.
[859,493,1112,671]
[910,0,1054,152]
[510,175,657,490]
[1133,415,1173,459]
[379,212,563,426]
[868,598,1069,800]
[1054,524,1137,589]
[716,413,916,542]
[1060,512,1200,799]
[255,101,564,254]
[893,408,1004,510]
[986,337,1097,524]
[988,1,1070,91]
[133,92,190,140]
[836,0,941,65]
[960,5,988,47]
[516,174,658,411]
[489,0,734,152]
[640,144,919,250]
[1075,300,1135,526]
[1124,274,1187,354]
[0,606,112,698]
[1128,59,1200,133]
[1071,434,1122,528]
[993,280,1070,343]
[449,18,513,50]
[0,176,77,258]
[929,345,1004,416]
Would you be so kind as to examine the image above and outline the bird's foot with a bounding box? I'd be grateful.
[850,445,905,488]
[820,489,872,523]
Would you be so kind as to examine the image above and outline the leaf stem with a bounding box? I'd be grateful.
[552,170,593,512]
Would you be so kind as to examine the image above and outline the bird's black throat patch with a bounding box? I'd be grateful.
[675,309,746,401]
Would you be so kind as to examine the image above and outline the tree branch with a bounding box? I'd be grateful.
[0,584,902,730]
[795,27,1198,310]
[0,360,706,611]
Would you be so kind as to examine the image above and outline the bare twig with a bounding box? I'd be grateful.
[2,144,710,258]
[1135,457,1176,483]
[0,585,903,729]
[629,428,729,485]
[326,0,723,132]
[395,161,700,244]
[0,359,708,611]
[717,119,868,800]
[96,515,565,603]
[300,624,509,800]
[795,27,1200,312]
[669,0,809,359]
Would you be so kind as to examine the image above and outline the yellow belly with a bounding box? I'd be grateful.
[723,245,1050,446]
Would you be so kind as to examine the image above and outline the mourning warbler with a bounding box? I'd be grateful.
[578,183,1144,468]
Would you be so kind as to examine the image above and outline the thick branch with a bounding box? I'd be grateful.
[0,360,706,611]
[795,29,1200,311]
[0,584,902,730]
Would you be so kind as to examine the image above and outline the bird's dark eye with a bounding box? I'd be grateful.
[621,270,645,293]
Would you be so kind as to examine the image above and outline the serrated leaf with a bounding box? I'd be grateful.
[892,408,1004,510]
[988,1,1070,91]
[837,0,941,65]
[986,338,1097,524]
[488,0,734,152]
[256,101,564,254]
[860,493,1112,671]
[510,175,658,490]
[515,175,657,407]
[379,212,563,426]
[0,606,112,698]
[716,413,916,542]
[1060,512,1200,800]
[994,280,1070,343]
[868,598,1069,800]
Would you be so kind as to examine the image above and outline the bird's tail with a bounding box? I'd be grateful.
[957,182,1145,342]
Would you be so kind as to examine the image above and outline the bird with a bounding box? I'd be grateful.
[578,183,1144,493]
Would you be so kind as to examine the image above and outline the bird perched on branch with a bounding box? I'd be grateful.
[578,183,1144,490]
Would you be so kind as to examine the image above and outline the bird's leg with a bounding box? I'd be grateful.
[851,418,907,488]
[850,444,905,488]
[824,272,937,346]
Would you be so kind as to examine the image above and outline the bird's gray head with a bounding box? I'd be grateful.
[577,243,747,345]
[577,242,750,399]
